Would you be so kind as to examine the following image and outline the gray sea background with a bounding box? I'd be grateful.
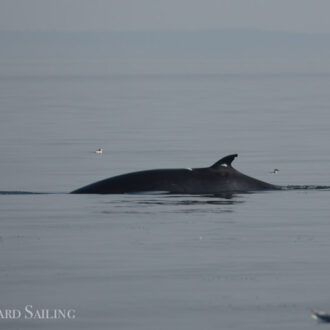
[1,30,330,329]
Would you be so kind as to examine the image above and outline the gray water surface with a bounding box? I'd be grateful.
[1,61,330,329]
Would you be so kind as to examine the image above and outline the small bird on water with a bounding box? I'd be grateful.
[269,169,279,174]
[95,148,103,154]
[311,310,330,322]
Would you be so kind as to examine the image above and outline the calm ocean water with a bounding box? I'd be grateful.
[1,60,330,329]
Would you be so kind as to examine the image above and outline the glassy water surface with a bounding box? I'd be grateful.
[1,61,330,329]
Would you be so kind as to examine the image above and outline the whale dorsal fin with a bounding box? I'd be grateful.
[210,154,238,169]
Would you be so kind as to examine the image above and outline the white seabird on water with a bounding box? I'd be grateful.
[95,148,103,154]
[311,310,330,322]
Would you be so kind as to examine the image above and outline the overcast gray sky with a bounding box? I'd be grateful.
[0,0,330,33]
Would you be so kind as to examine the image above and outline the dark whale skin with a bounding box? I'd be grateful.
[71,154,280,194]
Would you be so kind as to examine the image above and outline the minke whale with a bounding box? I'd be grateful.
[71,154,281,194]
